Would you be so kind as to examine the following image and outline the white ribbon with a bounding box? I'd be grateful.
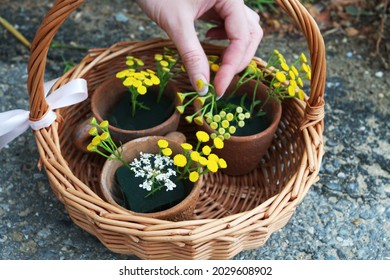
[0,78,88,150]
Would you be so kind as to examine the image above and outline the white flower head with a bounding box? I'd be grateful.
[129,152,177,192]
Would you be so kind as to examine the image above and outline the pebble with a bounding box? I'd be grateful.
[114,12,129,22]
[375,71,384,78]
[325,181,342,192]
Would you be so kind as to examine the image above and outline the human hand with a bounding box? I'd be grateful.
[135,0,263,98]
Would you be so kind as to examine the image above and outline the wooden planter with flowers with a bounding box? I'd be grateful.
[23,0,326,260]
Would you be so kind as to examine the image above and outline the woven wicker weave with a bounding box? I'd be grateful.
[27,0,326,259]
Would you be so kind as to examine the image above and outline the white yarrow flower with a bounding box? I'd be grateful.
[129,152,177,192]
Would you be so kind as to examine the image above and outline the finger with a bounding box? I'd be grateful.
[205,25,228,40]
[166,21,210,95]
[237,7,263,71]
[213,0,251,96]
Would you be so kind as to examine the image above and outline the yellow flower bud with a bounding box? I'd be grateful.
[176,105,186,115]
[185,115,194,124]
[99,120,109,130]
[196,78,204,91]
[211,63,220,72]
[100,132,110,141]
[299,53,307,63]
[89,127,98,136]
[193,116,204,126]
[87,143,97,152]
[92,135,101,146]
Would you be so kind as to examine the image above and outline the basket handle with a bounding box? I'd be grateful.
[28,0,325,124]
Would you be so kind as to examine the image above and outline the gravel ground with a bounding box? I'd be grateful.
[0,0,389,260]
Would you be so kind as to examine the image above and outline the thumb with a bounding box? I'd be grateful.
[167,23,210,95]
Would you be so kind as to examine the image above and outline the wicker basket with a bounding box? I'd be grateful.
[27,0,326,260]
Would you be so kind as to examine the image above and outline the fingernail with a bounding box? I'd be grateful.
[216,93,224,101]
[194,75,208,96]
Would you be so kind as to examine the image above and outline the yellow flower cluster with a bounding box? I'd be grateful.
[154,48,179,103]
[268,49,311,101]
[86,118,130,169]
[116,56,160,96]
[157,130,227,183]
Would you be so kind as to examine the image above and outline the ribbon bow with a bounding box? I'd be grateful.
[0,78,88,150]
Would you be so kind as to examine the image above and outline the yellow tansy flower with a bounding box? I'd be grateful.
[196,131,210,143]
[275,71,286,83]
[123,77,135,87]
[181,143,193,151]
[160,60,169,67]
[291,65,299,76]
[157,139,169,149]
[143,78,153,86]
[190,151,200,162]
[288,85,296,97]
[301,63,310,73]
[281,62,289,71]
[154,54,163,61]
[150,75,160,85]
[137,85,147,95]
[211,63,220,72]
[198,156,208,166]
[162,148,172,156]
[173,154,187,167]
[297,77,304,87]
[189,171,200,183]
[299,53,307,63]
[218,158,227,169]
[213,137,224,149]
[207,160,219,173]
[208,153,219,163]
[202,145,211,156]
[297,90,305,100]
[133,80,142,88]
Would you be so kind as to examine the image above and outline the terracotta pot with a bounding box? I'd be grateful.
[195,78,282,176]
[99,132,202,221]
[72,77,181,152]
